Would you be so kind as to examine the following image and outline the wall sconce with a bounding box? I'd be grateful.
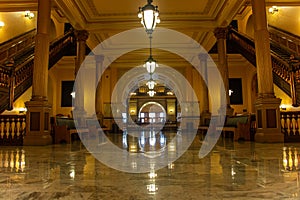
[19,107,27,114]
[268,6,278,14]
[0,21,4,28]
[25,10,35,19]
[229,89,234,96]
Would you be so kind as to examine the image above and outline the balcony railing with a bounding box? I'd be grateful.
[0,115,26,146]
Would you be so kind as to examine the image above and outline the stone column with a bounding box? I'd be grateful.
[73,30,89,126]
[198,53,211,124]
[251,0,283,142]
[95,55,104,123]
[24,0,52,145]
[214,27,234,116]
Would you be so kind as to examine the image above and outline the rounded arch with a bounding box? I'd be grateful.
[138,101,167,123]
[246,14,254,38]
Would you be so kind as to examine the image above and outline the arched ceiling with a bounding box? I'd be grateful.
[1,0,300,68]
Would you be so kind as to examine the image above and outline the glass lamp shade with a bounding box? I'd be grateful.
[138,1,160,34]
[147,80,156,90]
[144,56,157,73]
[148,90,156,97]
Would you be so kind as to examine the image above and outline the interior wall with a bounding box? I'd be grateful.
[49,60,75,117]
[267,6,300,36]
[0,11,37,43]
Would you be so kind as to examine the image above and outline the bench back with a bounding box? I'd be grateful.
[56,117,76,129]
[225,115,249,127]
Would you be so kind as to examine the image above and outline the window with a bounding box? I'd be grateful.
[61,81,74,107]
[229,78,243,105]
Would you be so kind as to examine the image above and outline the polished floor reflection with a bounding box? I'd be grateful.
[0,132,300,200]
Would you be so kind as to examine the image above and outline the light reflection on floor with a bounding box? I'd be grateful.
[0,132,300,199]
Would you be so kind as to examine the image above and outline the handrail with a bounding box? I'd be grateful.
[229,28,300,105]
[0,29,36,65]
[0,29,75,113]
[268,25,300,56]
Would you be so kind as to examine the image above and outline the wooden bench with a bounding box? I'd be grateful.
[54,117,88,144]
[198,114,252,141]
[217,115,251,141]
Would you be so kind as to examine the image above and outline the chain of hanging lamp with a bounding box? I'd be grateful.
[138,0,160,97]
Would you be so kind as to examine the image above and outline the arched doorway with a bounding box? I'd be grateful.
[138,101,166,125]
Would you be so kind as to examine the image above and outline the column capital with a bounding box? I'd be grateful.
[198,53,208,62]
[214,27,228,40]
[74,30,89,42]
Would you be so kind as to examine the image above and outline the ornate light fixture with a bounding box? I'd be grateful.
[143,35,158,73]
[146,79,156,90]
[138,0,160,35]
[148,90,156,97]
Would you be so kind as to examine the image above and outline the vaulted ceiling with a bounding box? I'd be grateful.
[0,0,300,67]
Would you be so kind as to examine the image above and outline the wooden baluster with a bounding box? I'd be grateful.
[16,117,20,137]
[281,113,286,135]
[21,118,26,145]
[0,118,3,145]
[11,118,15,140]
[295,114,300,135]
[292,114,296,136]
[287,114,291,136]
[5,118,10,143]
[297,114,300,135]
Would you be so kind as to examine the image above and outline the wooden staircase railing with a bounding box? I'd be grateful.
[228,28,300,106]
[0,29,75,113]
[0,29,36,65]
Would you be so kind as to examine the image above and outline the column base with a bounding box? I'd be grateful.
[24,100,52,146]
[254,96,283,143]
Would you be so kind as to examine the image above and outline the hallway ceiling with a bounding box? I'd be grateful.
[0,0,300,67]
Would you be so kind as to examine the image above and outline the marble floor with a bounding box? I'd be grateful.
[0,132,299,200]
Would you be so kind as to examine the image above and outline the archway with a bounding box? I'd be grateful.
[138,101,167,124]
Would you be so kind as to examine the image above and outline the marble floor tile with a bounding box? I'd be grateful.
[0,133,299,200]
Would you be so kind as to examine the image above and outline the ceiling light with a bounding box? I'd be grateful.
[138,0,160,35]
[144,56,157,73]
[148,90,156,97]
[146,79,156,90]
